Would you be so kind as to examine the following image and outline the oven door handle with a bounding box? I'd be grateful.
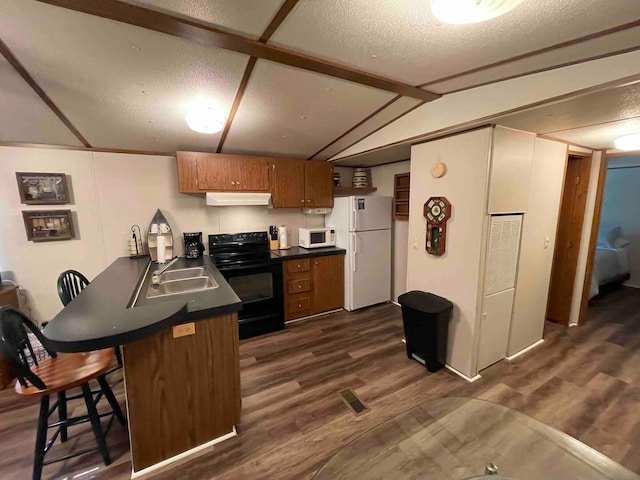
[216,260,280,272]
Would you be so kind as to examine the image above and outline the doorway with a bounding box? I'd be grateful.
[546,154,592,325]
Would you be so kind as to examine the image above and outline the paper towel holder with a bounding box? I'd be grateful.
[146,209,174,262]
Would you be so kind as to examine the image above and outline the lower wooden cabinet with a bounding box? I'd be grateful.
[283,254,344,321]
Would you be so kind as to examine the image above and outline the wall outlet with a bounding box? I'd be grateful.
[172,322,195,338]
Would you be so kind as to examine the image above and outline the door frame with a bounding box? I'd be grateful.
[577,149,640,324]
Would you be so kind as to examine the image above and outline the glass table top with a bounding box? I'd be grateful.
[313,397,639,480]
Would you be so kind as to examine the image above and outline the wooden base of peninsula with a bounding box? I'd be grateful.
[122,312,241,475]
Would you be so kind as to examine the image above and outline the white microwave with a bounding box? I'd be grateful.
[299,227,336,249]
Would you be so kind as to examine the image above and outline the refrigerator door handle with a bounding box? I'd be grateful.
[351,233,357,271]
[351,208,358,231]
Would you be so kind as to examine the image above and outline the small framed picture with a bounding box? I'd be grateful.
[22,210,76,242]
[16,172,69,205]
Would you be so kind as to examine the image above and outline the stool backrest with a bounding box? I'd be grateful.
[57,270,90,306]
[0,306,56,389]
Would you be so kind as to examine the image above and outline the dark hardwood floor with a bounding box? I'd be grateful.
[2,286,640,479]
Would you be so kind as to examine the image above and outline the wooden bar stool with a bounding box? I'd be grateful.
[0,306,126,480]
[57,269,123,367]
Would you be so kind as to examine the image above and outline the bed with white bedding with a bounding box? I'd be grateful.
[589,226,631,299]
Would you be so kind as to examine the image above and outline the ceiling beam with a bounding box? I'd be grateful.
[0,36,91,147]
[37,0,440,102]
[216,0,300,153]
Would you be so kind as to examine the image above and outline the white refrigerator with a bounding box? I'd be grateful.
[326,196,392,311]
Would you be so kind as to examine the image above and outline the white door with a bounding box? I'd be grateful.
[348,229,391,310]
[477,288,515,371]
[350,196,392,232]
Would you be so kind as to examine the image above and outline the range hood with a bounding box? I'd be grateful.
[205,192,272,206]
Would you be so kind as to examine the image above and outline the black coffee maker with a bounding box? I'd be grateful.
[184,232,205,259]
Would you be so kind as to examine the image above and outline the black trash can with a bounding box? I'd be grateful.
[398,291,453,372]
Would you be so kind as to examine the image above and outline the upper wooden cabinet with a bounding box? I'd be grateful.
[269,159,333,209]
[304,161,334,208]
[177,152,333,208]
[270,158,306,208]
[177,151,269,193]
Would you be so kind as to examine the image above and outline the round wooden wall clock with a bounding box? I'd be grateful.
[424,196,451,256]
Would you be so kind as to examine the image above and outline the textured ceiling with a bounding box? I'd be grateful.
[1,0,640,158]
[0,0,249,152]
[270,0,640,85]
[222,60,396,158]
[495,81,640,148]
[0,55,82,146]
[121,0,286,39]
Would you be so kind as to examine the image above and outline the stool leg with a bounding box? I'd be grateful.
[57,391,68,442]
[97,375,126,425]
[114,346,123,367]
[33,395,49,480]
[81,383,111,466]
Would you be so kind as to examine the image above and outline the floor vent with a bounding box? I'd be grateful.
[339,389,368,416]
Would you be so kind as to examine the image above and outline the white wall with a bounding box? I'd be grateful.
[408,128,492,378]
[508,138,567,355]
[370,160,410,301]
[599,155,640,287]
[570,151,602,325]
[0,146,322,323]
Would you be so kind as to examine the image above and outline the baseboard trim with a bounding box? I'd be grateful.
[506,339,544,361]
[445,364,481,383]
[285,309,343,325]
[130,427,237,479]
[390,300,401,307]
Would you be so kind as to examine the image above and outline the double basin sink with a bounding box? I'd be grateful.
[146,266,218,298]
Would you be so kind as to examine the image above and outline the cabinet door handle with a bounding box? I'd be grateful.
[307,199,311,203]
[298,304,302,308]
[301,200,305,203]
[231,181,235,185]
[297,284,302,289]
[297,264,301,269]
[314,261,318,265]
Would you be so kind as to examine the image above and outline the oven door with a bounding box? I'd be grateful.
[217,261,284,336]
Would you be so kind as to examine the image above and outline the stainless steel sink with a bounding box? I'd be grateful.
[159,267,206,282]
[146,267,218,298]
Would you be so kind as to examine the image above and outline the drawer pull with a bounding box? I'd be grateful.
[298,303,302,308]
[297,264,301,269]
[297,284,302,289]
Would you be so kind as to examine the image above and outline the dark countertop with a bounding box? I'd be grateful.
[43,256,241,353]
[271,246,346,260]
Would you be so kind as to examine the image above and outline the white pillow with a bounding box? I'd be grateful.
[597,226,622,248]
[613,237,630,248]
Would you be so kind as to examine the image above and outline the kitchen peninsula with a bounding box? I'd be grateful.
[42,256,242,476]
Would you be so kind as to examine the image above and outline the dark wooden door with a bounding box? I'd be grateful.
[312,254,344,314]
[304,161,334,208]
[547,155,592,325]
[270,158,305,208]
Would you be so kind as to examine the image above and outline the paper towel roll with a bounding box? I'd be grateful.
[278,226,288,249]
[156,235,166,263]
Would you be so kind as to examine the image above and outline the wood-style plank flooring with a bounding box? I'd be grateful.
[1,286,640,479]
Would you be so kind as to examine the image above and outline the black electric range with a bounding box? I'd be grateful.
[209,232,284,339]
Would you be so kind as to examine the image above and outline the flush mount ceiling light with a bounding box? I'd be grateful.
[614,133,640,151]
[185,104,225,134]
[431,0,526,24]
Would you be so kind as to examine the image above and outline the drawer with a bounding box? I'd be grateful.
[286,295,312,316]
[286,259,310,274]
[288,278,311,294]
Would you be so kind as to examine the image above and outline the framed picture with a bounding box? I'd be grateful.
[22,210,76,242]
[16,172,69,205]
